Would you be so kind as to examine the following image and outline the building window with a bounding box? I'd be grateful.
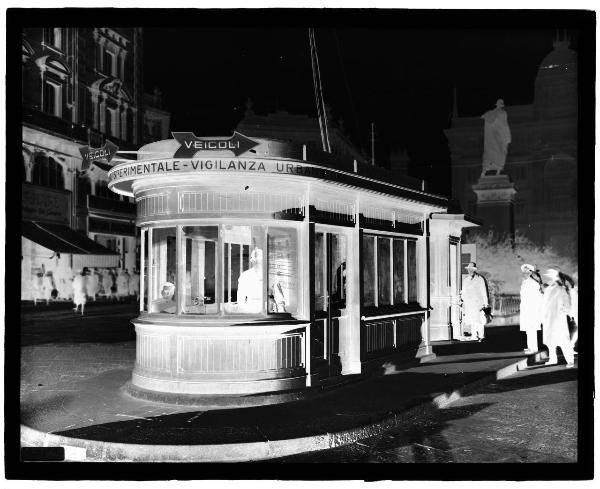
[103,49,117,77]
[43,80,62,117]
[47,28,63,49]
[78,176,91,205]
[32,154,64,189]
[105,107,118,137]
[362,234,418,309]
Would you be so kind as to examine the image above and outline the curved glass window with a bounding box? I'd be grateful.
[143,223,298,317]
[222,225,265,314]
[182,226,218,314]
[149,227,177,313]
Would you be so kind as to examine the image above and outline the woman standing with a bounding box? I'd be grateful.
[519,264,543,353]
[541,267,575,368]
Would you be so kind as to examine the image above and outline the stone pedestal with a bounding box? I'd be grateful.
[472,174,517,241]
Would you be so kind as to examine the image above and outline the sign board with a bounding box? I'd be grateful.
[22,183,71,225]
[80,140,119,170]
[109,158,333,184]
[172,132,259,158]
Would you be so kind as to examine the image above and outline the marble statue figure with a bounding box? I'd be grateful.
[481,99,511,175]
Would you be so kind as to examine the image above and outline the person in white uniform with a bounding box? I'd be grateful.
[519,263,544,353]
[237,247,263,313]
[129,269,140,301]
[541,267,575,368]
[116,269,129,300]
[72,269,87,315]
[460,262,489,341]
[85,267,100,301]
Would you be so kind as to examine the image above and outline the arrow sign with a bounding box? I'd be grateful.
[172,132,260,158]
[79,140,119,170]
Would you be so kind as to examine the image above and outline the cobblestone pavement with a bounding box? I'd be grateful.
[271,363,578,463]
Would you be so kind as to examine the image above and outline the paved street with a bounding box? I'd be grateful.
[271,363,577,463]
[21,301,138,346]
[19,303,577,463]
[20,302,138,398]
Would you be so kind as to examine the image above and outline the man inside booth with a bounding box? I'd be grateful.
[151,281,176,314]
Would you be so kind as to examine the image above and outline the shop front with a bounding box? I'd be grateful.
[21,182,120,301]
[108,136,474,397]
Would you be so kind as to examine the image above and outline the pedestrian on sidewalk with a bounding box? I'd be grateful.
[31,270,44,306]
[85,267,100,302]
[460,262,490,342]
[116,269,129,301]
[72,268,88,315]
[519,263,544,353]
[41,266,54,305]
[129,269,140,302]
[568,281,578,352]
[541,267,575,368]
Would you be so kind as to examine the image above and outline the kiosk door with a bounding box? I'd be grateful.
[313,230,347,378]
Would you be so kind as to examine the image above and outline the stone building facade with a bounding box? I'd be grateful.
[21,27,170,299]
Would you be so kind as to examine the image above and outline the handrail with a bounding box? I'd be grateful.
[361,309,426,321]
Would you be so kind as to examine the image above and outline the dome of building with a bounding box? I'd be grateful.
[537,39,577,77]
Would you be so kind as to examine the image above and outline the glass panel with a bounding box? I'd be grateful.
[268,227,298,314]
[142,229,148,311]
[181,226,217,315]
[393,239,405,304]
[150,227,177,313]
[231,244,241,303]
[330,234,347,310]
[362,235,376,307]
[223,225,264,314]
[377,237,391,305]
[449,243,458,294]
[314,232,326,312]
[407,240,418,303]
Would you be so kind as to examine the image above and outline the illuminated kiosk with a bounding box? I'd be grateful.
[108,136,476,397]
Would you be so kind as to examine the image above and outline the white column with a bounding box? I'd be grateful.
[415,221,434,358]
[428,219,453,341]
[140,228,145,312]
[339,197,362,375]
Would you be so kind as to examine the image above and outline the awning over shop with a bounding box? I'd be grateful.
[22,221,120,268]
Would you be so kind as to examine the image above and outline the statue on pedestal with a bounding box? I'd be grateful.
[481,99,511,176]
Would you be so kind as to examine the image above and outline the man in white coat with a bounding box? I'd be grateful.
[460,262,489,341]
[519,264,544,353]
[541,267,575,368]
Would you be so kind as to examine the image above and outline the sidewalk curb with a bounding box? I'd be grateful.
[20,355,531,462]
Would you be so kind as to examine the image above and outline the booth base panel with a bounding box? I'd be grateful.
[131,371,306,396]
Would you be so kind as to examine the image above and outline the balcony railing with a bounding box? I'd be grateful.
[23,105,89,143]
[492,294,520,317]
[23,106,138,151]
[88,195,136,215]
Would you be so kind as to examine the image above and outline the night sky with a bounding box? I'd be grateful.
[139,16,580,195]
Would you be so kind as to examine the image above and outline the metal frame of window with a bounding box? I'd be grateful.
[140,221,300,318]
[363,233,417,308]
